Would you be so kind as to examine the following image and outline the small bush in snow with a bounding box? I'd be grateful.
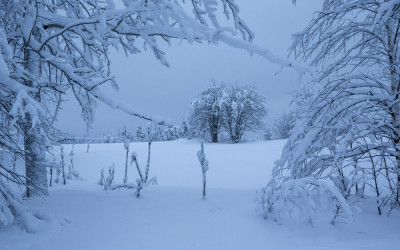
[105,165,115,189]
[98,169,105,186]
[99,165,115,190]
[130,142,157,198]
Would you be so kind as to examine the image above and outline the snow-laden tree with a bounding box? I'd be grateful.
[220,84,267,143]
[264,127,272,140]
[190,82,267,143]
[0,22,52,199]
[103,130,113,143]
[190,82,226,142]
[119,125,133,142]
[135,125,147,142]
[0,30,51,229]
[180,120,189,138]
[272,111,295,139]
[146,123,162,141]
[260,0,400,224]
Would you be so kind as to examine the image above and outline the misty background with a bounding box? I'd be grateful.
[56,0,322,137]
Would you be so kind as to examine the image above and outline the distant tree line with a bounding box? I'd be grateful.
[62,122,189,144]
[66,84,297,145]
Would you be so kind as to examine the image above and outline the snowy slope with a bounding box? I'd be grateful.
[0,140,399,250]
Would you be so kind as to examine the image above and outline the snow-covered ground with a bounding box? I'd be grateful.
[1,139,399,250]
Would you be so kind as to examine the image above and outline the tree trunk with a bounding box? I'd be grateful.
[211,132,218,143]
[209,115,219,143]
[59,146,66,185]
[210,122,219,143]
[24,116,48,197]
[203,180,206,199]
[386,13,400,204]
[23,37,48,197]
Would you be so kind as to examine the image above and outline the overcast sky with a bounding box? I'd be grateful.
[56,0,323,137]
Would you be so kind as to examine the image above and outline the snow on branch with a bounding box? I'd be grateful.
[216,33,310,75]
[260,176,353,225]
[90,88,169,125]
[262,0,400,224]
[13,0,308,128]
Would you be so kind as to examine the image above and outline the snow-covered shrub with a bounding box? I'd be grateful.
[259,177,353,225]
[97,142,156,195]
[99,165,115,191]
[106,165,115,190]
[197,142,209,199]
[130,142,157,198]
[98,169,105,186]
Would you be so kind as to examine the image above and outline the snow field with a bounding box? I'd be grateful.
[0,139,399,250]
